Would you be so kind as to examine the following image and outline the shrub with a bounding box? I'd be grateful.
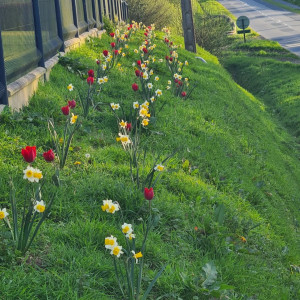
[127,0,182,34]
[194,12,234,56]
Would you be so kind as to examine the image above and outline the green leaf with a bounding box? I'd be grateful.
[214,203,225,225]
[142,264,166,300]
[202,262,218,288]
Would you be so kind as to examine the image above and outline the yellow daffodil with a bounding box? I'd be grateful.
[139,108,150,118]
[104,76,108,82]
[147,83,153,89]
[70,113,78,124]
[155,76,159,81]
[132,251,143,263]
[67,84,74,91]
[150,97,155,103]
[74,161,81,165]
[141,119,149,127]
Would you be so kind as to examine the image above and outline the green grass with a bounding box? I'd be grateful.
[0,30,300,299]
[220,35,300,140]
[263,0,300,14]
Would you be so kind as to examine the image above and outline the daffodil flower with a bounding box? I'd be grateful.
[105,235,118,250]
[132,251,143,263]
[34,200,46,213]
[122,223,133,235]
[154,164,164,172]
[0,208,9,219]
[111,245,123,258]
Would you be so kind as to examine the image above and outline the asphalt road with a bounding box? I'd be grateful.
[218,0,300,56]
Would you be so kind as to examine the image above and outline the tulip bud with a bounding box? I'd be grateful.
[43,149,55,162]
[144,187,154,200]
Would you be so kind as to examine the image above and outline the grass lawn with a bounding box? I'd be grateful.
[0,25,299,300]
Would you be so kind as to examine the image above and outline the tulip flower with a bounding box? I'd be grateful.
[137,60,141,66]
[135,69,141,77]
[181,91,187,97]
[103,50,109,57]
[126,123,132,131]
[68,99,76,108]
[87,77,94,85]
[43,149,55,162]
[144,187,154,200]
[110,32,115,37]
[88,69,94,77]
[61,105,70,115]
[111,42,116,48]
[132,83,138,91]
[21,146,37,163]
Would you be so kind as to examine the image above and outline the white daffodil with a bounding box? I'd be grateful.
[111,245,124,258]
[34,200,46,213]
[0,208,9,220]
[133,101,139,109]
[122,223,133,235]
[105,235,118,250]
[154,164,164,172]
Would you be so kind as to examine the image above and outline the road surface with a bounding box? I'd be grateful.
[218,0,300,56]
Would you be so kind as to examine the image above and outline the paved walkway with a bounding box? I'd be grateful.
[218,0,300,56]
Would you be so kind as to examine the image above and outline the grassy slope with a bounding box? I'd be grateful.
[0,31,299,299]
[221,36,300,140]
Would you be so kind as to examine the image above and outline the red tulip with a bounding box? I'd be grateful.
[111,42,116,48]
[125,34,128,38]
[181,91,187,97]
[114,50,119,55]
[43,149,55,162]
[96,59,100,65]
[132,83,138,91]
[21,146,36,163]
[128,26,131,30]
[178,81,183,86]
[170,41,173,45]
[110,32,115,37]
[126,123,132,131]
[142,48,148,54]
[165,56,169,61]
[137,60,141,66]
[103,50,109,57]
[174,79,178,83]
[87,77,94,85]
[61,105,70,115]
[88,69,94,77]
[169,57,173,62]
[68,100,76,109]
[144,187,154,200]
[135,69,141,77]
[144,32,148,37]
